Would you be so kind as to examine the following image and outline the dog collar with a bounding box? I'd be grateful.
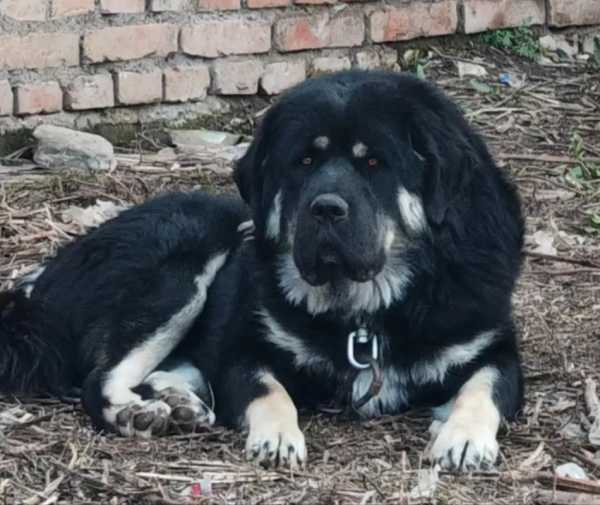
[348,326,384,412]
[347,327,379,369]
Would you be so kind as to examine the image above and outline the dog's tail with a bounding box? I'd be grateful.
[0,290,72,395]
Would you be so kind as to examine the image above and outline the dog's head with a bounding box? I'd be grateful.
[235,71,514,315]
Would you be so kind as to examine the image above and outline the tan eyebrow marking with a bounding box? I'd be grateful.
[313,136,330,150]
[352,142,368,158]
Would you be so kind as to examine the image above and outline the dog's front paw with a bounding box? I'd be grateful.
[245,420,306,470]
[426,419,499,472]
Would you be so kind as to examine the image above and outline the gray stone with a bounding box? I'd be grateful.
[168,129,241,147]
[355,50,381,70]
[540,34,579,59]
[556,462,587,480]
[582,32,600,54]
[457,61,487,78]
[33,125,115,171]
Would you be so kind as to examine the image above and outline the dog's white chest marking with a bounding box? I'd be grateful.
[410,330,497,384]
[352,366,409,417]
[259,309,333,372]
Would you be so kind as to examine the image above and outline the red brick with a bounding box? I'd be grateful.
[0,80,13,116]
[370,1,458,43]
[181,20,271,58]
[65,74,114,111]
[261,61,306,95]
[100,0,145,13]
[164,66,211,103]
[15,82,63,115]
[548,0,600,27]
[197,0,240,10]
[115,71,163,105]
[149,0,187,11]
[463,0,544,33]
[247,0,290,8]
[294,0,336,4]
[84,24,178,63]
[0,33,79,71]
[0,0,47,21]
[213,60,263,95]
[274,12,365,52]
[52,0,95,17]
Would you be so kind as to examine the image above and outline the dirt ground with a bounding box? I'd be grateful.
[1,40,600,504]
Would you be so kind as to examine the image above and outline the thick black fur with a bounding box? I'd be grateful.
[0,71,524,438]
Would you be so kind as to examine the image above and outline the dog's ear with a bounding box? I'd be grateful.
[234,121,269,207]
[407,114,473,227]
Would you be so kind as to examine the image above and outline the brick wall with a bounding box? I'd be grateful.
[0,0,598,135]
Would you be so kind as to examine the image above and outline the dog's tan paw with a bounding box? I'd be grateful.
[245,420,306,469]
[426,419,499,472]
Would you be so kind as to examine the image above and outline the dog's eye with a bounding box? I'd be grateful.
[368,158,378,167]
[302,157,313,166]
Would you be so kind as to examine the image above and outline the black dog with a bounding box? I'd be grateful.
[0,70,524,471]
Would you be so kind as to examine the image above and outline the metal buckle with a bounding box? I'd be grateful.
[347,328,379,370]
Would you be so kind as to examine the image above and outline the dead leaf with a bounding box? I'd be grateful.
[409,466,439,500]
[0,406,34,427]
[528,230,557,255]
[585,378,600,446]
[496,116,515,134]
[559,422,586,440]
[534,189,576,201]
[520,442,552,471]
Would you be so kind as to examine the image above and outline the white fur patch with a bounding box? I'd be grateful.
[259,309,333,372]
[144,362,216,427]
[245,370,306,469]
[266,191,282,241]
[313,136,330,150]
[426,366,501,471]
[397,187,427,233]
[352,142,368,158]
[411,330,497,384]
[277,253,412,315]
[352,331,496,417]
[102,252,228,425]
[144,361,208,396]
[18,265,46,298]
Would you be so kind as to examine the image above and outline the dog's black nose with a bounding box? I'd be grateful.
[310,193,349,223]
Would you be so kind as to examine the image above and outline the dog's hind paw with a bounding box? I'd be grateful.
[157,386,216,432]
[112,399,172,438]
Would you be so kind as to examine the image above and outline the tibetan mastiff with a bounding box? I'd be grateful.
[0,70,524,471]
